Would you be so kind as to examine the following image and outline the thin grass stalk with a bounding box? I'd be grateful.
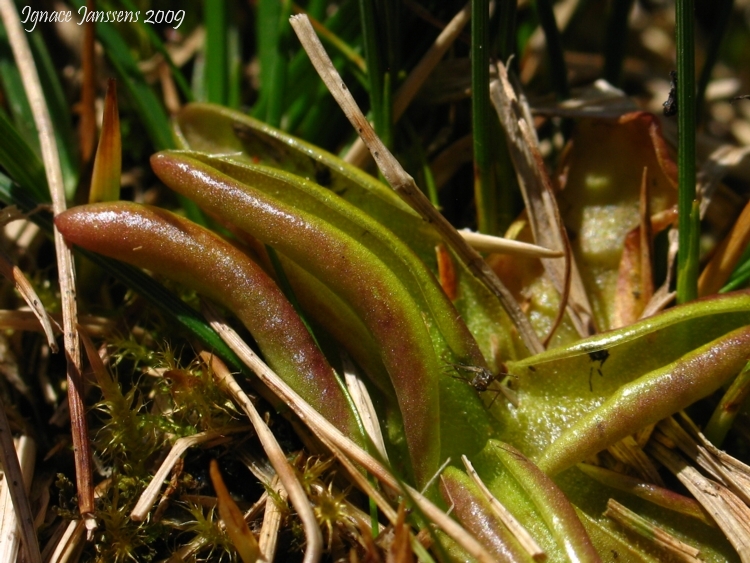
[251,0,271,114]
[403,119,439,207]
[472,0,498,235]
[28,34,78,197]
[603,0,635,87]
[78,0,96,168]
[535,0,569,100]
[344,2,470,167]
[494,0,520,233]
[202,304,499,563]
[290,14,543,353]
[0,408,40,563]
[227,26,242,109]
[722,254,750,292]
[267,0,292,127]
[695,0,734,125]
[496,0,517,62]
[293,4,367,73]
[0,0,92,522]
[676,0,699,303]
[0,111,48,201]
[204,352,323,563]
[358,0,391,147]
[0,23,38,150]
[204,0,227,105]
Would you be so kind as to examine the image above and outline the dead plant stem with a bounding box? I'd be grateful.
[0,0,91,526]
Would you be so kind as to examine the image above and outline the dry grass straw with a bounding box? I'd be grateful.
[258,476,285,563]
[202,351,324,563]
[130,427,251,521]
[604,499,702,562]
[0,0,92,525]
[490,59,593,340]
[461,455,545,561]
[0,436,38,563]
[0,248,57,350]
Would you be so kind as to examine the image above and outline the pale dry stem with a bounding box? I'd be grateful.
[604,499,702,562]
[0,436,37,563]
[130,427,251,522]
[490,59,593,339]
[648,440,750,561]
[0,0,91,522]
[461,455,545,561]
[0,398,39,563]
[202,351,324,563]
[0,248,58,351]
[258,476,285,563]
[460,230,562,258]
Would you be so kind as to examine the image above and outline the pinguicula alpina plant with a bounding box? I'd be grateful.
[1,1,750,562]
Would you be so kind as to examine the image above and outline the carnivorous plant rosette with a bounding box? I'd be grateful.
[52,102,750,562]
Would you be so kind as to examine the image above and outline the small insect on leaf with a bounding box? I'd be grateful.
[588,349,610,392]
[446,361,514,406]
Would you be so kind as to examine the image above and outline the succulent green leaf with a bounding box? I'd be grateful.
[180,152,486,370]
[439,467,532,562]
[54,202,363,444]
[150,151,498,485]
[173,102,522,367]
[492,442,600,562]
[538,324,750,476]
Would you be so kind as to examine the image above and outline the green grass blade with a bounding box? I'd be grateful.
[204,0,228,105]
[0,110,48,202]
[403,119,439,208]
[285,4,366,135]
[675,0,699,303]
[253,0,292,127]
[227,25,242,109]
[0,24,78,199]
[28,31,79,198]
[720,244,750,292]
[472,0,498,235]
[191,47,207,102]
[602,0,635,87]
[0,21,37,149]
[297,7,366,73]
[358,0,391,146]
[535,0,569,100]
[695,0,733,124]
